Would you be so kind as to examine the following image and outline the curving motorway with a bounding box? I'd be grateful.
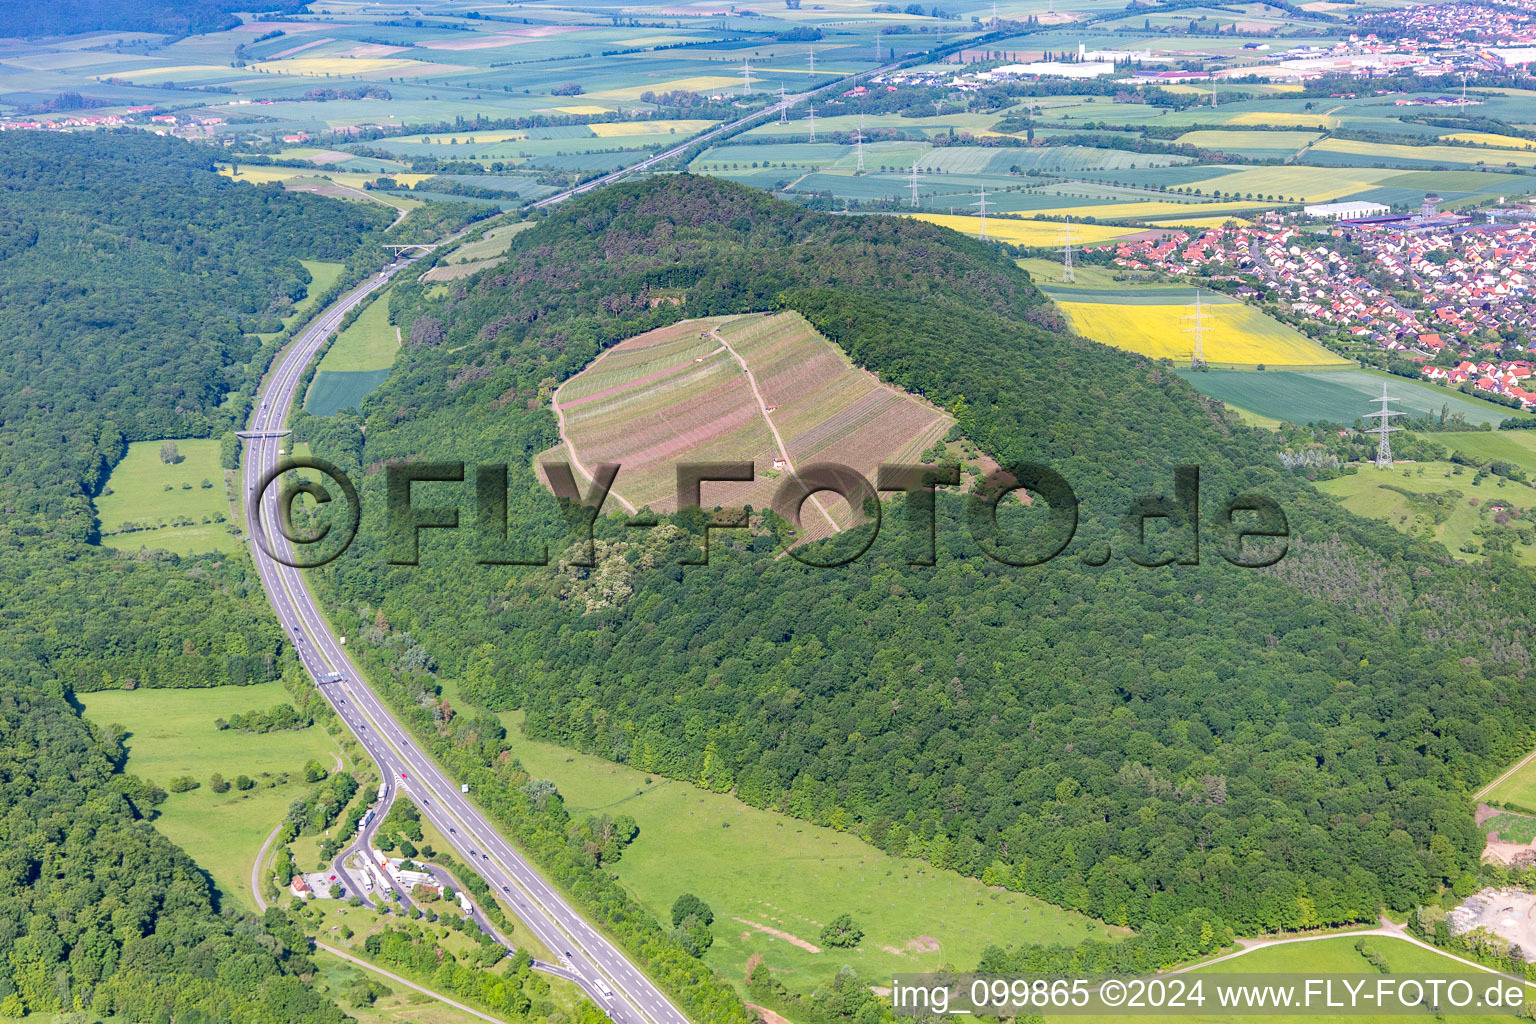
[240,262,687,1024]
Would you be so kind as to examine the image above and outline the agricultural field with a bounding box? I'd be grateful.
[496,709,1126,997]
[1439,431,1536,480]
[1304,138,1536,170]
[443,223,534,264]
[1039,285,1349,369]
[1441,131,1536,150]
[545,311,953,540]
[1316,460,1536,566]
[307,369,393,417]
[910,213,1146,245]
[1175,129,1324,159]
[78,682,347,909]
[317,291,400,374]
[1179,369,1522,427]
[307,289,401,416]
[95,438,236,555]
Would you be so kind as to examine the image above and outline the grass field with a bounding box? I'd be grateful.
[589,118,714,137]
[1045,289,1348,368]
[1045,935,1528,1024]
[96,438,236,555]
[1179,369,1521,426]
[1018,258,1160,290]
[548,311,953,540]
[220,167,435,189]
[1162,165,1402,204]
[909,213,1145,245]
[446,222,534,264]
[1306,137,1536,169]
[1176,129,1323,157]
[305,897,586,1021]
[78,682,347,909]
[1439,431,1536,479]
[493,708,1126,996]
[1316,460,1536,565]
[1483,749,1536,808]
[312,949,505,1024]
[317,290,399,373]
[1222,111,1339,128]
[306,370,393,417]
[1484,812,1536,845]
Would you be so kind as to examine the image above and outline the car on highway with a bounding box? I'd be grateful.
[400,772,408,780]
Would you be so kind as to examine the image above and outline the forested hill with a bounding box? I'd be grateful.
[0,131,387,548]
[0,0,307,39]
[0,133,382,1022]
[318,175,1536,949]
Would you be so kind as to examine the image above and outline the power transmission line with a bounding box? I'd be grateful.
[1182,288,1214,370]
[1364,383,1403,468]
[1060,216,1076,283]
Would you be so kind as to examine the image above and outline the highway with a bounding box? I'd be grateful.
[240,262,687,1024]
[529,54,910,209]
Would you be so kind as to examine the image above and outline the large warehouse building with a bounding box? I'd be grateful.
[1304,200,1392,220]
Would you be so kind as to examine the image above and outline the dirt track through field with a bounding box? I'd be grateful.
[710,325,841,534]
[734,917,822,953]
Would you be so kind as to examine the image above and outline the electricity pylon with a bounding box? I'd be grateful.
[1060,216,1076,283]
[908,159,921,208]
[854,113,865,173]
[1182,289,1214,369]
[1364,383,1403,468]
[972,186,990,240]
[741,57,753,95]
[779,81,787,121]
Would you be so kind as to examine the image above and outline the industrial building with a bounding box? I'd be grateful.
[1303,200,1392,220]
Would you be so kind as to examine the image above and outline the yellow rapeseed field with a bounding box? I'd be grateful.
[1440,132,1536,150]
[908,214,1143,245]
[1223,111,1338,128]
[588,76,741,100]
[1057,300,1351,367]
[218,167,434,188]
[1313,137,1536,167]
[588,119,715,137]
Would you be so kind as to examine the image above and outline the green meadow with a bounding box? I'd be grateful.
[319,290,400,373]
[96,438,236,555]
[489,705,1126,996]
[1316,461,1536,566]
[258,260,345,342]
[79,682,347,909]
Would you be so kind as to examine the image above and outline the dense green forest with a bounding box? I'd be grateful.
[0,0,306,39]
[303,175,1536,951]
[0,133,389,1022]
[0,131,387,548]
